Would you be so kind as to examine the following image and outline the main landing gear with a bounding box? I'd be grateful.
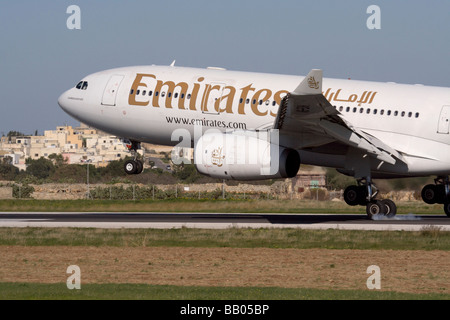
[123,140,143,175]
[421,176,450,217]
[344,178,397,219]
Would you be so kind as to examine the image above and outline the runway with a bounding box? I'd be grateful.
[0,212,449,231]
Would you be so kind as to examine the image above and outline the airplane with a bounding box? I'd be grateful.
[58,63,450,219]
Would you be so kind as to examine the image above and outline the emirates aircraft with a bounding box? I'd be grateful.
[58,63,450,218]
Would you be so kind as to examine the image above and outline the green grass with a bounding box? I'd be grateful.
[1,282,448,300]
[0,227,449,250]
[0,198,446,214]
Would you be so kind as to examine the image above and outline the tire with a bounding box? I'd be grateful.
[381,199,397,218]
[444,203,450,217]
[135,160,144,174]
[366,200,386,219]
[344,185,362,206]
[435,185,446,204]
[421,184,438,204]
[124,160,137,175]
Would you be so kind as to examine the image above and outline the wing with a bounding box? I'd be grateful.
[274,69,403,165]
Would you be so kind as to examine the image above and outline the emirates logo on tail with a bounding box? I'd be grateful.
[307,76,320,89]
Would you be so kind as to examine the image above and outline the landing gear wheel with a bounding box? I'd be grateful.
[366,200,386,219]
[124,160,137,175]
[344,185,366,206]
[444,203,450,217]
[344,186,359,206]
[421,184,438,204]
[135,160,144,174]
[381,199,397,218]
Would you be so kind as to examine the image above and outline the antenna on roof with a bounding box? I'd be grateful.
[170,60,176,67]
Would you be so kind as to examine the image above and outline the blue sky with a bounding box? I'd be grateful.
[1,0,450,135]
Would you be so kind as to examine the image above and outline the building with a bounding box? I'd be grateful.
[0,124,130,169]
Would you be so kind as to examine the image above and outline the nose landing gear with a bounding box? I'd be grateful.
[124,159,143,175]
[123,139,144,175]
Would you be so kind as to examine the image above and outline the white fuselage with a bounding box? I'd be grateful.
[58,65,450,178]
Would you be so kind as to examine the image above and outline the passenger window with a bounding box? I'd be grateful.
[408,112,412,117]
[142,90,146,95]
[380,110,384,115]
[149,91,153,96]
[130,89,134,95]
[394,111,398,116]
[415,112,419,118]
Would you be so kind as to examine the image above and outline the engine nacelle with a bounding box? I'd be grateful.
[194,131,300,180]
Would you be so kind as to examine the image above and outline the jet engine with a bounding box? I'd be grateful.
[194,131,300,180]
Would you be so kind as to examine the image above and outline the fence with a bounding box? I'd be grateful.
[6,181,345,201]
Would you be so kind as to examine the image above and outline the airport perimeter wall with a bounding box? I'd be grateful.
[0,187,13,199]
[27,181,299,200]
[0,181,420,202]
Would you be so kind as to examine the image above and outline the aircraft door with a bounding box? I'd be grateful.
[102,75,124,106]
[437,106,450,134]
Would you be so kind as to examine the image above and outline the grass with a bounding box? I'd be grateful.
[1,199,448,300]
[1,282,448,300]
[0,227,449,250]
[0,198,446,214]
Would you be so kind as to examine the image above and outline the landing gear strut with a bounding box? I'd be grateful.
[344,178,397,219]
[421,176,450,217]
[123,140,143,175]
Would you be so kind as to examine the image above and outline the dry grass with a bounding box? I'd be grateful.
[0,246,449,294]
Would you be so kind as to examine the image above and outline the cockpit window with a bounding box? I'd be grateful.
[75,81,88,90]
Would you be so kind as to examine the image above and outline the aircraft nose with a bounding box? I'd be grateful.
[58,89,77,117]
[58,90,69,112]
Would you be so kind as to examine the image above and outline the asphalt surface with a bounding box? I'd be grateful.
[0,212,449,231]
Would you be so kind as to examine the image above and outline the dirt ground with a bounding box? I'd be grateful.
[0,246,449,294]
